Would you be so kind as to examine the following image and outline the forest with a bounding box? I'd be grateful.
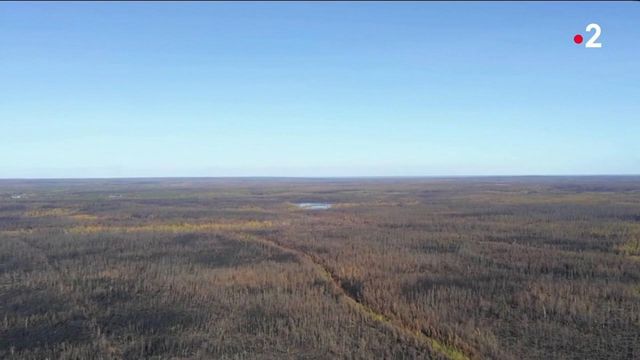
[1,177,639,359]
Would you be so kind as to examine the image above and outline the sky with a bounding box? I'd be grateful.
[1,2,638,178]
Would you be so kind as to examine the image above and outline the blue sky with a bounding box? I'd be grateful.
[1,2,638,178]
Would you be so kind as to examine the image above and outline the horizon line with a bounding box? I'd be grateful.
[1,174,640,181]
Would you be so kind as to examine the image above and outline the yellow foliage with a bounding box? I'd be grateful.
[67,220,274,234]
[26,208,74,217]
[25,208,98,221]
[69,214,100,221]
[0,229,34,236]
[617,237,640,257]
[332,203,359,208]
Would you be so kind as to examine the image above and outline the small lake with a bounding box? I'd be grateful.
[295,202,332,210]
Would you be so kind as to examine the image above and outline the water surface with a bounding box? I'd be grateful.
[295,202,332,210]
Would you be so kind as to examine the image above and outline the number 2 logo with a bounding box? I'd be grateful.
[585,23,602,48]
